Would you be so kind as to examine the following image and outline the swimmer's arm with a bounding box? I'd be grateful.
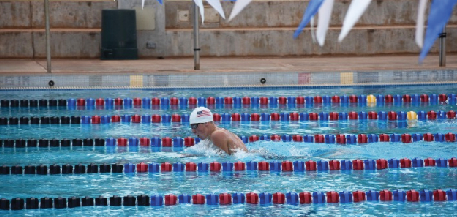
[210,131,231,155]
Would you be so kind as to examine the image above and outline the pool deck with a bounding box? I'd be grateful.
[0,55,456,75]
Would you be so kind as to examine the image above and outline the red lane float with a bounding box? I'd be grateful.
[188,97,197,105]
[423,133,434,142]
[118,138,127,146]
[213,113,221,122]
[349,111,358,120]
[401,134,412,143]
[137,162,148,173]
[246,192,259,204]
[132,115,141,123]
[290,113,299,121]
[210,162,221,172]
[152,115,161,123]
[377,159,388,170]
[314,96,323,104]
[380,190,393,201]
[186,162,197,171]
[427,111,437,120]
[314,135,325,143]
[385,95,393,103]
[206,97,215,105]
[299,192,312,204]
[162,137,172,147]
[448,110,456,119]
[249,135,259,142]
[329,160,340,170]
[165,195,177,206]
[232,113,240,121]
[296,97,305,104]
[434,190,446,201]
[420,94,429,102]
[192,194,205,204]
[114,98,123,106]
[424,157,436,166]
[353,191,366,202]
[112,115,120,122]
[278,97,287,104]
[327,192,339,203]
[242,97,251,105]
[260,97,268,105]
[271,113,280,121]
[184,137,195,147]
[133,98,141,106]
[403,94,411,102]
[282,161,293,171]
[400,158,412,168]
[161,162,172,172]
[329,112,339,120]
[273,192,285,204]
[224,97,233,104]
[172,114,181,122]
[251,113,260,121]
[234,162,246,171]
[353,160,364,170]
[309,113,318,121]
[77,98,85,106]
[388,111,397,120]
[407,190,419,202]
[259,162,269,171]
[140,138,150,146]
[306,160,317,171]
[349,95,358,103]
[292,135,303,142]
[368,111,377,120]
[220,193,232,205]
[96,98,105,106]
[336,135,346,144]
[270,135,281,141]
[92,116,100,124]
[332,95,340,103]
[358,134,368,143]
[449,157,457,167]
[170,97,179,105]
[439,94,447,103]
[152,97,160,105]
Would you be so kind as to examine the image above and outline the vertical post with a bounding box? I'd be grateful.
[45,0,52,73]
[439,26,446,67]
[193,2,200,70]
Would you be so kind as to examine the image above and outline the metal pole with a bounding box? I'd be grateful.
[45,0,51,73]
[193,2,200,70]
[439,26,446,67]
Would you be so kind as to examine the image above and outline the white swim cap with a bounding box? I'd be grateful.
[189,107,213,124]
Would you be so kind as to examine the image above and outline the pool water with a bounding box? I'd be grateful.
[1,85,457,216]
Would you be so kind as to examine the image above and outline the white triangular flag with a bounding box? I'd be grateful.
[193,0,205,23]
[415,0,427,48]
[317,0,334,46]
[339,0,372,41]
[228,0,252,21]
[207,0,225,19]
[311,17,316,42]
[142,0,145,9]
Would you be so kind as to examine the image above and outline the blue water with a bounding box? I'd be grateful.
[1,85,457,216]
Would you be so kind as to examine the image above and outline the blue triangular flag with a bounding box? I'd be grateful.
[157,0,163,4]
[294,0,325,39]
[419,0,457,63]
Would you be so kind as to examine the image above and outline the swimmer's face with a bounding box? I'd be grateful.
[191,122,208,139]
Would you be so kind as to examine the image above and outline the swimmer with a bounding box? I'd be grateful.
[189,107,248,155]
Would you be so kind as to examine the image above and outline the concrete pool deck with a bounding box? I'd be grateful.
[0,55,457,75]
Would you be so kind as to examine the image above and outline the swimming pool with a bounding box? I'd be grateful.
[1,84,457,216]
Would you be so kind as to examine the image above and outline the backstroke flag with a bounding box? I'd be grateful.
[229,0,252,21]
[338,0,372,42]
[415,0,427,48]
[294,0,325,39]
[419,0,457,63]
[317,0,334,46]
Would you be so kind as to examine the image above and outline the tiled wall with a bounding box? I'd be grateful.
[1,70,456,89]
